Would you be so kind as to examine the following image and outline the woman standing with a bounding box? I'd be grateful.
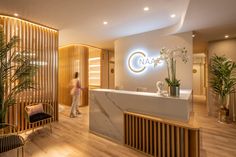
[70,72,81,118]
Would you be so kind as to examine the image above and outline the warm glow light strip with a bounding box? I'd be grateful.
[89,84,100,86]
[89,57,100,61]
[89,77,100,79]
[59,43,104,50]
[89,71,100,74]
[89,65,100,67]
[0,14,58,32]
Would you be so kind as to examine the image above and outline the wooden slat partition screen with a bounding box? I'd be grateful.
[124,112,200,157]
[0,15,58,132]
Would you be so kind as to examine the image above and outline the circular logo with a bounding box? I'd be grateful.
[128,51,146,73]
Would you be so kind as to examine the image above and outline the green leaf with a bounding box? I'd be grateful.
[0,27,38,122]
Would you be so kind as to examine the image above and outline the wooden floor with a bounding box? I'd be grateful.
[194,97,236,157]
[1,98,236,157]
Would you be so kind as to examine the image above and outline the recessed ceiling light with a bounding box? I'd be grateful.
[144,7,149,11]
[14,13,19,17]
[103,21,108,25]
[170,14,176,18]
[225,35,229,38]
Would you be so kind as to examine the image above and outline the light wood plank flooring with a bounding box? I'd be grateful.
[194,97,236,157]
[1,98,236,157]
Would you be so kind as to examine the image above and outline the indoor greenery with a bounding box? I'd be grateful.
[0,27,38,123]
[155,47,188,87]
[209,55,236,109]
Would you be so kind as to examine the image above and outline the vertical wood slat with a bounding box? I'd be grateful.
[132,116,135,147]
[124,112,200,157]
[158,122,161,157]
[142,118,145,152]
[146,119,149,154]
[167,124,170,157]
[171,126,175,157]
[185,128,189,157]
[154,122,157,157]
[176,127,180,157]
[150,121,153,155]
[162,123,165,157]
[139,117,142,150]
[135,116,138,149]
[0,15,58,132]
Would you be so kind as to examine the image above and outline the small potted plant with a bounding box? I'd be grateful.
[155,47,188,96]
[209,55,236,123]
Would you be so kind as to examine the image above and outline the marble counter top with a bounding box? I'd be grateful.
[91,88,192,100]
[89,89,192,143]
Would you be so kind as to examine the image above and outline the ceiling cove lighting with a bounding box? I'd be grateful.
[143,7,149,11]
[0,15,58,32]
[170,14,176,18]
[225,35,229,39]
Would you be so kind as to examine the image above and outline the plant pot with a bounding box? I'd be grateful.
[218,107,229,123]
[169,86,180,97]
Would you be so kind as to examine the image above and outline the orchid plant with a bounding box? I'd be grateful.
[154,47,188,87]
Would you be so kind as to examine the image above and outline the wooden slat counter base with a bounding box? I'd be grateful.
[124,112,200,157]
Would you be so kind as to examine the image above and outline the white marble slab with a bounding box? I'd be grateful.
[89,89,192,143]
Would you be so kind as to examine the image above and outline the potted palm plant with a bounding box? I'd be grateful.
[155,47,188,96]
[209,55,236,123]
[0,27,38,124]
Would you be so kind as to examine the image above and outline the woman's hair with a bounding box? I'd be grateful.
[74,72,79,78]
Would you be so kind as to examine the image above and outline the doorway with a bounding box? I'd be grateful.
[193,53,206,102]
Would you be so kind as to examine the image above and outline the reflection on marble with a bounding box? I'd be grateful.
[89,89,192,143]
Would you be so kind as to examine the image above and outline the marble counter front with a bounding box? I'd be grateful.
[89,89,192,143]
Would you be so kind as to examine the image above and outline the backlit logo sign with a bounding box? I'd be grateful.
[127,51,162,74]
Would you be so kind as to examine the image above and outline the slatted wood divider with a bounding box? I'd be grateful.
[0,15,58,132]
[124,112,200,157]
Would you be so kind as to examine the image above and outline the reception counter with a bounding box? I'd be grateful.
[89,89,192,143]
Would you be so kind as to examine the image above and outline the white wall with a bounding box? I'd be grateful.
[115,31,193,92]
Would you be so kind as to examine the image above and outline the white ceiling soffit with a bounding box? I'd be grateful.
[180,0,236,41]
[0,0,190,50]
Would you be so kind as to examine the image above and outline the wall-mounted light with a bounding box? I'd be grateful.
[89,65,100,67]
[103,21,108,25]
[144,7,149,11]
[89,57,100,61]
[225,35,229,39]
[13,13,19,17]
[170,14,176,18]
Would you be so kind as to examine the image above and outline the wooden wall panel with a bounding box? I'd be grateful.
[78,46,89,106]
[0,15,58,132]
[58,45,89,106]
[101,50,109,88]
[58,46,77,106]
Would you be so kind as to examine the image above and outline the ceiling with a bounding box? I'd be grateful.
[180,0,236,41]
[0,0,236,50]
[0,0,189,49]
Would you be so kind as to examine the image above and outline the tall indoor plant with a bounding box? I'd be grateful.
[209,55,236,123]
[155,47,188,96]
[0,27,38,123]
